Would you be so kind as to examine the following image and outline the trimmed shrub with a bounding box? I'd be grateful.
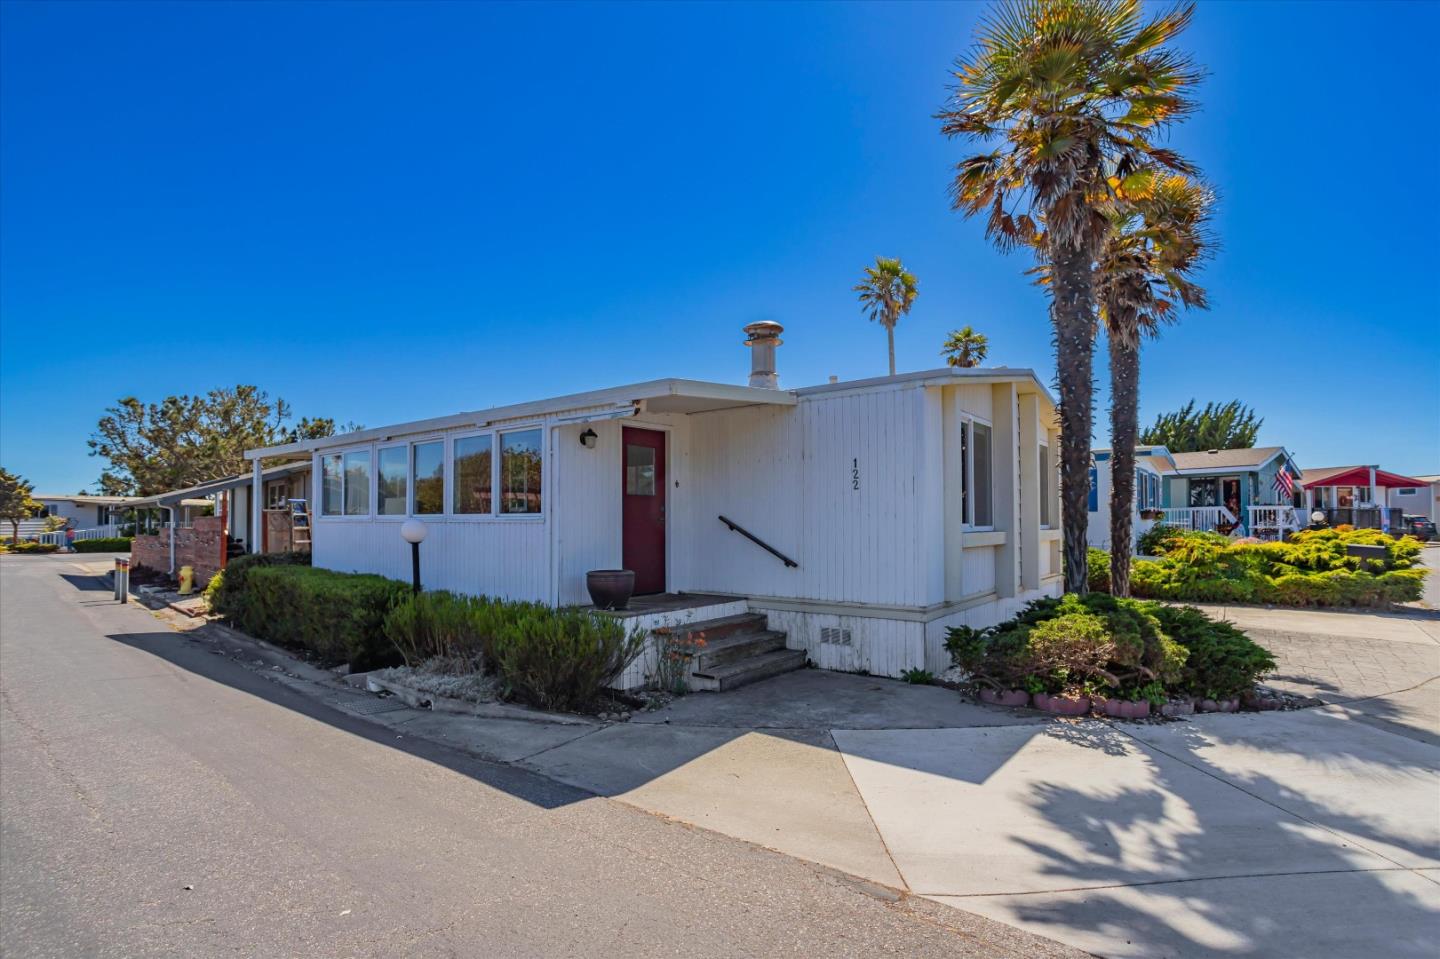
[1149,604,1276,700]
[489,606,645,712]
[947,593,1261,701]
[1,540,59,554]
[383,590,502,667]
[207,551,310,620]
[73,537,133,553]
[1098,526,1427,608]
[231,564,406,669]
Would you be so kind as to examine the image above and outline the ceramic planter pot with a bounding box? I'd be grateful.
[979,688,1030,708]
[1032,693,1091,716]
[586,569,635,611]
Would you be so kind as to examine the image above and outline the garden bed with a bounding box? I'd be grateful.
[947,592,1290,719]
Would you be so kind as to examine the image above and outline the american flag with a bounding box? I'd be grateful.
[1274,468,1294,497]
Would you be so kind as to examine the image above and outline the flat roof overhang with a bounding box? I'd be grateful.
[243,378,798,460]
[127,462,311,508]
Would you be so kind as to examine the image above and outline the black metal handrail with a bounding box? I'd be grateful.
[718,515,798,568]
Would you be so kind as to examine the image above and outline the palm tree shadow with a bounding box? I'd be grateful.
[1000,717,1439,957]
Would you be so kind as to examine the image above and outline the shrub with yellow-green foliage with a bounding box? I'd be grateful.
[1115,526,1426,607]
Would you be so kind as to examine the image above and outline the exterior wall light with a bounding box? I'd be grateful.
[579,429,598,449]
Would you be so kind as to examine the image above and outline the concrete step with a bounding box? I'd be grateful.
[691,648,807,693]
[691,630,786,671]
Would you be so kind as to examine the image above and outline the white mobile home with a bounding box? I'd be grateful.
[243,324,1062,681]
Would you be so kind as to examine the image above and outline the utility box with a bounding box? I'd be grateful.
[1345,544,1387,561]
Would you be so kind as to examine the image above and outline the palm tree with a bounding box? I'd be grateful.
[1099,171,1214,595]
[938,0,1202,594]
[854,257,918,376]
[942,326,989,368]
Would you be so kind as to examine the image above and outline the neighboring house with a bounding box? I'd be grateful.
[32,494,135,530]
[1088,444,1305,548]
[1400,475,1440,523]
[1299,466,1433,530]
[125,462,312,585]
[241,323,1064,680]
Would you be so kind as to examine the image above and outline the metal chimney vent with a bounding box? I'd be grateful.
[743,321,784,389]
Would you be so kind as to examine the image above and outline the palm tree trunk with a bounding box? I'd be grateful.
[1049,241,1096,595]
[886,324,896,376]
[1108,331,1139,597]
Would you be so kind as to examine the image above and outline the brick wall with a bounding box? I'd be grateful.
[130,515,225,586]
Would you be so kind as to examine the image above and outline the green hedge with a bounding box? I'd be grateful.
[73,537,133,553]
[1,541,59,554]
[1111,527,1427,607]
[206,552,311,621]
[231,565,408,669]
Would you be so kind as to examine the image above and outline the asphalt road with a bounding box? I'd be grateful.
[0,554,1079,959]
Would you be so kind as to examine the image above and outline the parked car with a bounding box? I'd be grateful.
[1399,514,1437,541]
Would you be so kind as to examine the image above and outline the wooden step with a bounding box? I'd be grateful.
[691,630,786,671]
[691,648,807,693]
[664,612,768,645]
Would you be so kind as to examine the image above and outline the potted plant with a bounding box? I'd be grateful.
[586,569,635,610]
[1139,508,1165,521]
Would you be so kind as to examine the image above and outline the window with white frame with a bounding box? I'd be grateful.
[413,441,444,515]
[342,450,371,515]
[321,450,372,516]
[321,454,343,515]
[453,434,493,514]
[377,446,407,516]
[1039,444,1051,527]
[500,428,543,514]
[959,418,994,528]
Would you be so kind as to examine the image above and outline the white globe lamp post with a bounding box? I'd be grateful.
[400,519,428,595]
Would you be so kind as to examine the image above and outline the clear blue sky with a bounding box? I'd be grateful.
[3,0,1437,493]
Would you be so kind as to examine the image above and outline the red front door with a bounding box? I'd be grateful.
[622,427,666,595]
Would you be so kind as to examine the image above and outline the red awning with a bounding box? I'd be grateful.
[1301,467,1430,489]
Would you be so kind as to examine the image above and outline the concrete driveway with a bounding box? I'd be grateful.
[518,605,1440,958]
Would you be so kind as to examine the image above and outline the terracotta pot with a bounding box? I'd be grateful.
[1032,692,1091,716]
[586,569,635,611]
[979,688,1030,708]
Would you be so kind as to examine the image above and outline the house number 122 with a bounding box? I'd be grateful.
[851,458,860,490]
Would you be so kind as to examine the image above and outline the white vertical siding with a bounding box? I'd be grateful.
[314,518,550,600]
[684,384,927,607]
[753,605,924,677]
[961,545,997,596]
[554,420,623,606]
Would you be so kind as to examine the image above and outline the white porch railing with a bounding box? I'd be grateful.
[1159,506,1237,532]
[1248,506,1306,538]
[32,524,123,547]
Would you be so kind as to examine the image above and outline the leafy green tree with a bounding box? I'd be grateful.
[0,467,41,543]
[941,326,989,368]
[88,386,355,496]
[854,256,918,376]
[939,0,1203,593]
[1098,171,1214,595]
[1139,400,1261,453]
